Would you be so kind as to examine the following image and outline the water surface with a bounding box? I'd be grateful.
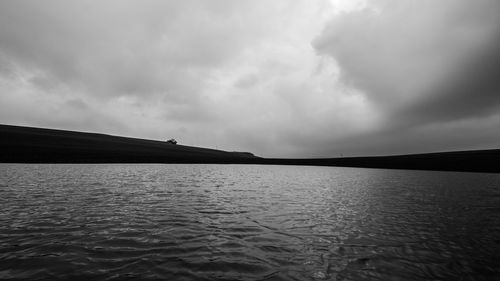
[1,164,499,280]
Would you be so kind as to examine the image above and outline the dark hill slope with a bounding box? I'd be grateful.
[1,124,499,173]
[261,149,500,173]
[0,124,258,163]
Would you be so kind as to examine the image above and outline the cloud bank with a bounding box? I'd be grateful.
[313,0,500,155]
[1,0,500,157]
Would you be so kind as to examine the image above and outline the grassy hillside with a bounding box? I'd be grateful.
[260,149,500,173]
[1,124,498,173]
[0,124,259,163]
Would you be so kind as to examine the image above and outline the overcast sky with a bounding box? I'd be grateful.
[1,0,500,157]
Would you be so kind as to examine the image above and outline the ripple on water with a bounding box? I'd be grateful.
[1,164,500,280]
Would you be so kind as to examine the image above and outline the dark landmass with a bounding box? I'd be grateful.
[1,124,498,173]
[260,150,500,173]
[0,124,259,164]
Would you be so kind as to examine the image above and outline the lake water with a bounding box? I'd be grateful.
[0,164,499,281]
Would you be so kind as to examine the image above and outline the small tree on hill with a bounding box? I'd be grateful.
[166,138,177,145]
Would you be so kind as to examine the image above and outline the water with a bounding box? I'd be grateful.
[0,164,499,281]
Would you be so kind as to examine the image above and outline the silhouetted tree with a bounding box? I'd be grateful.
[166,138,177,145]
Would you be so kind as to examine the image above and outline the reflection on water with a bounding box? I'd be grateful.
[0,164,499,280]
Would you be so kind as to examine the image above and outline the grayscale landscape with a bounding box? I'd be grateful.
[1,1,500,280]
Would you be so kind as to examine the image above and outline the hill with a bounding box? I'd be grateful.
[0,124,259,163]
[260,149,500,173]
[1,124,498,173]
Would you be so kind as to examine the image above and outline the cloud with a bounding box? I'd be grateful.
[314,0,500,126]
[1,0,500,157]
[310,0,500,155]
[0,0,262,99]
[2,0,369,156]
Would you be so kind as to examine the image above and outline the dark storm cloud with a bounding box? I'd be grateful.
[314,0,500,127]
[310,0,500,155]
[399,33,500,125]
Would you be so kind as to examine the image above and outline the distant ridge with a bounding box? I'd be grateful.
[1,124,498,173]
[260,149,500,173]
[0,124,259,164]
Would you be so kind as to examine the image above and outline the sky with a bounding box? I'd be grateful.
[1,0,500,157]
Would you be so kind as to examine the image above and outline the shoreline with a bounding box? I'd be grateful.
[1,124,498,173]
